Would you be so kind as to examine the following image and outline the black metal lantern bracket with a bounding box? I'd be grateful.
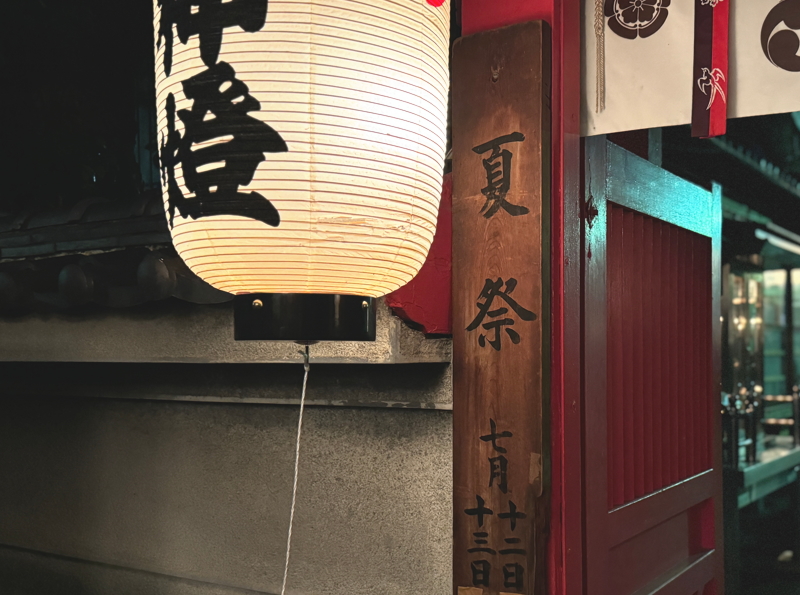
[233,293,377,342]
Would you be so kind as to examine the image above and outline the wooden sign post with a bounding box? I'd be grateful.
[452,21,551,595]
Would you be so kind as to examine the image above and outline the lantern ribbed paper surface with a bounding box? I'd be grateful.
[153,0,450,298]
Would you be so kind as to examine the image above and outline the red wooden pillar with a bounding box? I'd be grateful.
[459,2,582,595]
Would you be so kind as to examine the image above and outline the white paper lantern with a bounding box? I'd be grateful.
[153,0,450,299]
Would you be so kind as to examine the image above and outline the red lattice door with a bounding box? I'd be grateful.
[583,138,723,595]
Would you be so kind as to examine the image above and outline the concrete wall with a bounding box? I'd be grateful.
[0,369,453,595]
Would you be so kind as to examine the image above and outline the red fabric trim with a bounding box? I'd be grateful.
[708,0,730,137]
[691,0,730,138]
[691,0,713,137]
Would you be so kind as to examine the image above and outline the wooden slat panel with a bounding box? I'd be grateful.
[585,138,723,595]
[691,228,703,475]
[652,218,664,492]
[679,228,690,481]
[607,472,715,547]
[666,224,679,487]
[689,236,699,475]
[702,238,714,473]
[670,225,683,485]
[642,214,655,497]
[642,553,715,595]
[607,204,714,507]
[621,208,633,504]
[609,203,625,508]
[609,509,691,595]
[633,212,646,500]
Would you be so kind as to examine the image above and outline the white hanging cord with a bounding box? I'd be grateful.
[280,345,310,595]
[594,0,606,113]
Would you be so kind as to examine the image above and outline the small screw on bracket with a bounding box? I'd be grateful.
[252,299,263,310]
[362,300,369,309]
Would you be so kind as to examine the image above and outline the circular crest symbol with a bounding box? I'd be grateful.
[762,0,800,72]
[604,0,671,39]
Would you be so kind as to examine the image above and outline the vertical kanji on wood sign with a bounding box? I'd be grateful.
[452,21,551,595]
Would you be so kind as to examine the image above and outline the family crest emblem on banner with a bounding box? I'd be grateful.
[604,0,671,39]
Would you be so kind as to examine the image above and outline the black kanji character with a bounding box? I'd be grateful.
[499,537,526,556]
[471,560,491,587]
[468,548,498,555]
[160,62,288,227]
[489,455,509,494]
[466,278,536,351]
[465,495,494,528]
[472,132,528,219]
[468,530,497,554]
[480,418,513,453]
[157,0,269,76]
[161,93,184,220]
[503,563,524,590]
[499,535,527,556]
[498,499,526,532]
[500,539,527,556]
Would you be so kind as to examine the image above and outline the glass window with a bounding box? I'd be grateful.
[763,270,787,395]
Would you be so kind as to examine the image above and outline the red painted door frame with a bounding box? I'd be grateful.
[460,2,583,595]
[582,138,724,595]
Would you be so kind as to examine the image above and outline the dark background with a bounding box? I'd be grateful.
[2,0,158,217]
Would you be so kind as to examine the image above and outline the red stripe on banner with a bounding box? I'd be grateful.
[708,0,730,137]
[691,0,713,138]
[691,0,730,138]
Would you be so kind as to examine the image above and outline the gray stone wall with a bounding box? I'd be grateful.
[0,380,452,594]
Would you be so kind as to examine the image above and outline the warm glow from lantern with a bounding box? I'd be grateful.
[153,0,450,298]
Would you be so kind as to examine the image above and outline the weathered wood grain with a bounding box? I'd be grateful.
[452,20,551,595]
